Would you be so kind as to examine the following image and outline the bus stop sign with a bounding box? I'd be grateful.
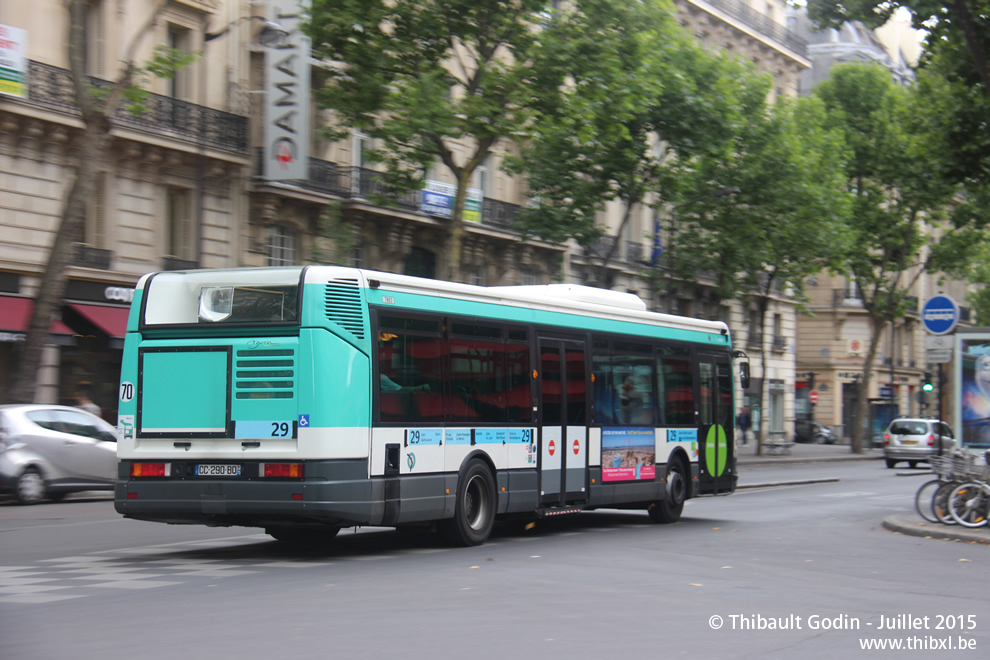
[922,295,959,335]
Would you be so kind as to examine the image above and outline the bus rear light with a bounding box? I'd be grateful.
[131,462,167,477]
[262,463,302,478]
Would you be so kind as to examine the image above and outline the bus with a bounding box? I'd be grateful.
[114,266,748,546]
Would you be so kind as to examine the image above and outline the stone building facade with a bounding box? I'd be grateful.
[1,0,818,439]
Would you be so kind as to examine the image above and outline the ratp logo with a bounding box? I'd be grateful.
[406,452,416,471]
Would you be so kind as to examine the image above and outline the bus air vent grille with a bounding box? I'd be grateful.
[234,349,295,399]
[325,278,366,340]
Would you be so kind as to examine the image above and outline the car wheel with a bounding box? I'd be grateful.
[813,433,827,445]
[16,469,46,505]
[885,459,897,469]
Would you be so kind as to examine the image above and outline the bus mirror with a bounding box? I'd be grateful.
[739,362,750,390]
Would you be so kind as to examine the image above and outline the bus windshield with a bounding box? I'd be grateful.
[142,267,303,326]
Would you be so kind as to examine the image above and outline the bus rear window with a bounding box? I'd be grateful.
[143,268,303,326]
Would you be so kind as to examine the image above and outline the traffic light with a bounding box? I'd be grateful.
[922,372,934,392]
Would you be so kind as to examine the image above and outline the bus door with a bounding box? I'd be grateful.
[538,338,589,506]
[697,352,736,494]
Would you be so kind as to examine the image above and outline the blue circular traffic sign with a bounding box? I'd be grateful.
[922,295,959,335]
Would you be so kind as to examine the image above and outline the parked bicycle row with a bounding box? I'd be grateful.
[914,449,990,528]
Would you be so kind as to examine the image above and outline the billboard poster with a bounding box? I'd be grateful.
[420,180,482,221]
[0,25,27,98]
[602,427,656,482]
[958,333,990,448]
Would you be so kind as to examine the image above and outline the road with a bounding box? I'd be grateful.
[1,459,986,659]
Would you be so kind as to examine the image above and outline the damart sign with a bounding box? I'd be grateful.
[263,0,311,182]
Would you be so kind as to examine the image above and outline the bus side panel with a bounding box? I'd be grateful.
[300,328,371,458]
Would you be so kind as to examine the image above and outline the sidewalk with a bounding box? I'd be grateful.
[735,440,883,466]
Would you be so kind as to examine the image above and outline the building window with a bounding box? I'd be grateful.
[165,188,193,260]
[267,225,297,266]
[477,154,492,198]
[167,25,192,100]
[521,268,537,285]
[84,0,105,77]
[84,174,106,248]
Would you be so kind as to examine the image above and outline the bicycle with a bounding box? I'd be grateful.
[914,449,978,524]
[946,452,990,528]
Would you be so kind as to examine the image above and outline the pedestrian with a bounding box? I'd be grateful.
[737,406,751,445]
[76,386,102,417]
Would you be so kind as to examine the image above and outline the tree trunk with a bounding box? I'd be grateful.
[851,314,883,454]
[5,0,167,402]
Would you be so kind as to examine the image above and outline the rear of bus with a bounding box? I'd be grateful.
[114,266,375,532]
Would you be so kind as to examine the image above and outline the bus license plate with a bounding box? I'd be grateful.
[196,464,241,476]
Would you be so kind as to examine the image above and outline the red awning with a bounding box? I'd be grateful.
[66,303,129,338]
[0,296,74,335]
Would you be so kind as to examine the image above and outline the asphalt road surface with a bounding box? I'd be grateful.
[1,459,986,660]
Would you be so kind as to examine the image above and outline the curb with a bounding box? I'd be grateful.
[737,478,840,490]
[740,455,883,467]
[882,513,990,545]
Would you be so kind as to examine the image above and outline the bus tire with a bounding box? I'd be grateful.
[266,525,340,545]
[648,458,687,524]
[440,459,496,547]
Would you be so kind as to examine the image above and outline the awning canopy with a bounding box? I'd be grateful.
[0,295,75,339]
[65,303,130,338]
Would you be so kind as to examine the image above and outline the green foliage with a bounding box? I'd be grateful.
[666,93,852,305]
[309,202,355,265]
[508,0,748,257]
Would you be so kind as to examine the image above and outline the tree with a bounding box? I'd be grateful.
[666,94,852,454]
[814,62,990,452]
[6,0,187,403]
[306,0,552,282]
[507,0,744,287]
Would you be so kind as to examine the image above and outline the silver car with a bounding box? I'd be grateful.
[883,417,956,469]
[0,404,117,504]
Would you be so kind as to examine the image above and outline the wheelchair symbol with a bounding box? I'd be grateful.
[298,414,310,427]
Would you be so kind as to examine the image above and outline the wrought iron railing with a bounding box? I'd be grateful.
[256,150,523,231]
[698,0,807,56]
[71,244,112,270]
[24,61,248,154]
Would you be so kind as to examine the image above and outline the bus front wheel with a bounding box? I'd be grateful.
[440,459,496,547]
[648,459,687,524]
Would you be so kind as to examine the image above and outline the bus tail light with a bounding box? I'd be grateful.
[262,463,302,478]
[131,462,167,477]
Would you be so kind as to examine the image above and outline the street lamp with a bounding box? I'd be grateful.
[206,16,289,46]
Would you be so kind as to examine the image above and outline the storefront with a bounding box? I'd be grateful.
[0,276,131,422]
[58,280,132,422]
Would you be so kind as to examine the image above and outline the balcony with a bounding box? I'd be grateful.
[833,289,865,308]
[771,335,787,352]
[71,244,111,270]
[693,0,808,57]
[255,151,523,231]
[162,257,198,271]
[747,333,763,348]
[23,61,248,154]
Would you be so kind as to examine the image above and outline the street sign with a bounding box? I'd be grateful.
[922,295,960,335]
[927,348,953,364]
[809,391,819,404]
[879,386,892,397]
[924,335,953,349]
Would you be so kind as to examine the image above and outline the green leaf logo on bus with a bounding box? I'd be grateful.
[705,424,728,477]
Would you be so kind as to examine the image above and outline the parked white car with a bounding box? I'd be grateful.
[0,404,117,504]
[882,417,956,469]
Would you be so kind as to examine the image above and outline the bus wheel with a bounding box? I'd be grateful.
[266,525,340,545]
[648,459,686,524]
[440,459,496,547]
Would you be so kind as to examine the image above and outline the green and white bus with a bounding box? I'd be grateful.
[115,266,746,546]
